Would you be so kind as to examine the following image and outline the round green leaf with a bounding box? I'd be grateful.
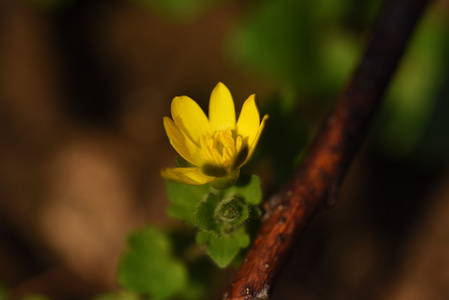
[118,226,188,299]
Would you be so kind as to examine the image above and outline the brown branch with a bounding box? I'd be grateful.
[223,0,431,299]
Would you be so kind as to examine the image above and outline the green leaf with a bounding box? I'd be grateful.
[127,227,171,256]
[196,230,212,245]
[165,180,210,223]
[224,175,262,205]
[194,192,221,234]
[177,279,205,300]
[118,226,187,299]
[119,255,186,299]
[196,228,250,268]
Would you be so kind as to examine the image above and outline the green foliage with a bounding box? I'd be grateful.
[227,0,373,96]
[223,174,262,206]
[225,0,449,166]
[166,180,210,224]
[164,174,262,267]
[194,192,223,233]
[118,227,188,299]
[375,9,449,163]
[196,227,250,268]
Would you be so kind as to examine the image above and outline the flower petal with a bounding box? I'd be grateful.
[171,96,210,145]
[240,114,269,167]
[236,94,260,148]
[161,167,214,185]
[209,82,236,131]
[164,117,204,166]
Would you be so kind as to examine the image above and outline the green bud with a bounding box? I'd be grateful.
[215,197,249,226]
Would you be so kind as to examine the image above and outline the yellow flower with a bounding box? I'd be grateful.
[161,82,268,189]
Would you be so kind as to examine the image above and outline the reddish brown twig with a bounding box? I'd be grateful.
[223,0,431,299]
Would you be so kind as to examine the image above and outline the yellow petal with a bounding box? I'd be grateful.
[240,114,269,167]
[161,167,214,185]
[171,96,210,145]
[209,82,236,131]
[236,94,260,148]
[163,117,204,166]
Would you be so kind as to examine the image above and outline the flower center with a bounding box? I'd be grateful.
[200,127,242,167]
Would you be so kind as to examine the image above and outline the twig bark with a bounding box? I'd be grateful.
[223,0,431,298]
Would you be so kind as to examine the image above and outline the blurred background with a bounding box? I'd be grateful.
[0,0,449,299]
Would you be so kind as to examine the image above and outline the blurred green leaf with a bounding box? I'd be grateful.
[127,227,171,256]
[118,226,188,299]
[165,180,210,223]
[196,227,250,268]
[317,30,359,94]
[376,10,449,161]
[228,0,314,88]
[227,0,369,95]
[177,279,205,300]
